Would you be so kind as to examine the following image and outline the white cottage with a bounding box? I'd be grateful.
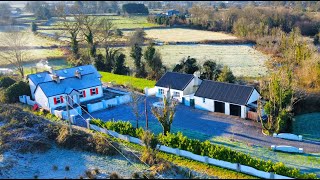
[27,65,103,112]
[155,72,202,103]
[194,80,260,119]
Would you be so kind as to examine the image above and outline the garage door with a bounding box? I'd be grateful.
[214,101,225,113]
[230,104,241,117]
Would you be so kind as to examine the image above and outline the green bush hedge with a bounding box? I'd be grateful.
[90,119,317,179]
[0,76,16,88]
[1,81,31,103]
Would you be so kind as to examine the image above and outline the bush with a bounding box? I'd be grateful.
[0,76,16,88]
[1,81,31,103]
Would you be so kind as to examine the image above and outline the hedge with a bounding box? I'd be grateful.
[0,76,16,88]
[90,119,317,179]
[1,81,31,103]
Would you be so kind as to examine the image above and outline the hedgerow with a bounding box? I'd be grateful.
[90,119,317,179]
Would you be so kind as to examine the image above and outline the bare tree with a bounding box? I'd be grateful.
[74,9,99,58]
[0,30,30,78]
[151,88,178,135]
[127,84,144,128]
[56,4,81,59]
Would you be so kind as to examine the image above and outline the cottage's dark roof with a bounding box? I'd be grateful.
[155,72,194,91]
[194,80,255,105]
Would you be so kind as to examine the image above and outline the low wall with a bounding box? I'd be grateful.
[54,106,82,120]
[87,101,105,113]
[87,123,293,179]
[19,95,36,106]
[144,87,157,96]
[118,94,131,104]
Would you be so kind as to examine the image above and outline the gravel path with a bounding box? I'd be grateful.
[75,96,320,153]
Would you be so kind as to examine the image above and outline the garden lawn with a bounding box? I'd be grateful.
[99,71,156,91]
[210,136,320,176]
[292,113,320,142]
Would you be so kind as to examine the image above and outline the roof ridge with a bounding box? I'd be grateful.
[202,79,254,89]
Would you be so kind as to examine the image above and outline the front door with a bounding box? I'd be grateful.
[190,99,195,107]
[182,97,185,104]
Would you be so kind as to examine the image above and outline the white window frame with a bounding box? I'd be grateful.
[173,91,180,97]
[158,88,164,95]
[56,97,62,104]
[91,88,97,95]
[79,90,85,98]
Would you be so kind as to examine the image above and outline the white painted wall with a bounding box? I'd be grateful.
[34,87,49,110]
[48,85,103,110]
[194,96,214,112]
[183,78,202,95]
[241,105,247,118]
[225,102,230,115]
[155,86,184,102]
[79,86,103,103]
[28,80,36,99]
[247,89,260,104]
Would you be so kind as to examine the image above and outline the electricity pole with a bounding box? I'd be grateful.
[65,95,72,135]
[145,95,148,130]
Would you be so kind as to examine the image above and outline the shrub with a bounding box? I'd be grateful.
[110,172,121,179]
[1,81,31,103]
[65,166,70,171]
[0,76,16,88]
[53,165,58,171]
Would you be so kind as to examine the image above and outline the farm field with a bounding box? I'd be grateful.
[124,28,238,42]
[293,113,320,142]
[51,15,160,30]
[118,44,269,77]
[0,31,62,47]
[0,49,65,67]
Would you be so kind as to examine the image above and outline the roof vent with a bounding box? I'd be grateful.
[37,74,42,78]
[63,70,67,74]
[78,67,83,71]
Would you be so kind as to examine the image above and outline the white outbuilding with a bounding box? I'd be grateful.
[155,72,202,103]
[193,80,260,119]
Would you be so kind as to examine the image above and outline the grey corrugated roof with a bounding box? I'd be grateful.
[38,73,102,97]
[155,72,194,91]
[27,65,101,86]
[194,80,255,105]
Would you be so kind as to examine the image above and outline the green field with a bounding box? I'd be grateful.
[99,71,156,91]
[293,113,320,142]
[115,44,269,77]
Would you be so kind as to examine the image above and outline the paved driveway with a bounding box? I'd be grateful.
[76,96,320,153]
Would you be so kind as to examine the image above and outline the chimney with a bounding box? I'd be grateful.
[75,70,82,79]
[52,74,60,83]
[193,71,201,86]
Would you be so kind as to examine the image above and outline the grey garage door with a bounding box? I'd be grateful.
[230,104,241,117]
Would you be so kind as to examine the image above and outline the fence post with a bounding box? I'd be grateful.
[236,163,241,172]
[70,115,75,124]
[175,148,180,156]
[204,156,209,164]
[86,118,91,129]
[270,172,274,179]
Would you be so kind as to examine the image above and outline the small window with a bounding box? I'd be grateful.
[158,88,164,95]
[53,96,64,105]
[173,91,180,97]
[90,88,99,95]
[203,98,205,103]
[79,90,86,98]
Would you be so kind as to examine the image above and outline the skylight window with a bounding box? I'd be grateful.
[78,67,83,71]
[63,70,67,74]
[37,74,42,78]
